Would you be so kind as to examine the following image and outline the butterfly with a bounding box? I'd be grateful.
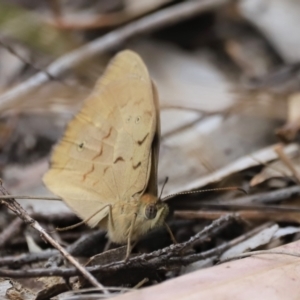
[43,50,169,258]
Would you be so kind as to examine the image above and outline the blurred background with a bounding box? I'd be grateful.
[2,0,300,297]
[0,0,298,198]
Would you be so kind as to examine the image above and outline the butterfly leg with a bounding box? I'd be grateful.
[103,239,112,252]
[107,204,114,230]
[103,204,115,252]
[102,205,114,253]
[164,222,177,244]
[125,213,137,261]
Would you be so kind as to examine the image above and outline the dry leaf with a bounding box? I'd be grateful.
[250,145,300,186]
[220,224,279,259]
[112,239,300,300]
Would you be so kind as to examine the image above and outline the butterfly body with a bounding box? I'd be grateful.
[43,50,168,251]
[107,195,168,244]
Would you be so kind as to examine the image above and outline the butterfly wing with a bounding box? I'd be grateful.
[145,82,160,197]
[43,50,157,227]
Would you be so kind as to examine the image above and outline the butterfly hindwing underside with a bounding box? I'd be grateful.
[43,50,158,228]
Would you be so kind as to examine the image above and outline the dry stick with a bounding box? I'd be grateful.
[45,230,106,268]
[133,278,149,289]
[160,105,228,115]
[0,183,105,290]
[179,222,275,265]
[0,0,229,112]
[137,213,239,259]
[0,39,60,83]
[220,250,300,264]
[162,115,204,139]
[0,230,105,267]
[0,249,57,268]
[0,215,265,279]
[0,217,24,248]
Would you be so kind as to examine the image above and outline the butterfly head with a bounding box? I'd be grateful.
[141,194,169,228]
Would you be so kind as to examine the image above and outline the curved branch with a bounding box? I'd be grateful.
[0,0,228,112]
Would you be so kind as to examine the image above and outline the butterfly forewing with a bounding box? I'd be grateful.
[43,50,157,227]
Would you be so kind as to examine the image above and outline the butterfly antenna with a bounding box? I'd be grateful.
[55,205,110,231]
[162,186,247,201]
[158,177,169,200]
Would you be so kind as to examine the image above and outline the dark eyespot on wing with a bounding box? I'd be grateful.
[133,161,141,170]
[114,156,125,164]
[82,164,95,182]
[137,133,149,146]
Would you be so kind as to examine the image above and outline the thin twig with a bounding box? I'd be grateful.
[220,185,300,205]
[0,195,62,200]
[0,0,229,112]
[160,105,227,115]
[0,249,57,267]
[45,230,106,268]
[0,39,61,83]
[0,217,24,248]
[0,182,105,290]
[220,250,300,263]
[133,278,149,289]
[0,230,105,267]
[162,115,205,139]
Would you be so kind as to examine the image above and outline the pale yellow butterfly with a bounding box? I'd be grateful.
[43,50,169,257]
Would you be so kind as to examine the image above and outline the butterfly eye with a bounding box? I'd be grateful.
[77,141,85,152]
[135,116,141,124]
[145,204,157,220]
